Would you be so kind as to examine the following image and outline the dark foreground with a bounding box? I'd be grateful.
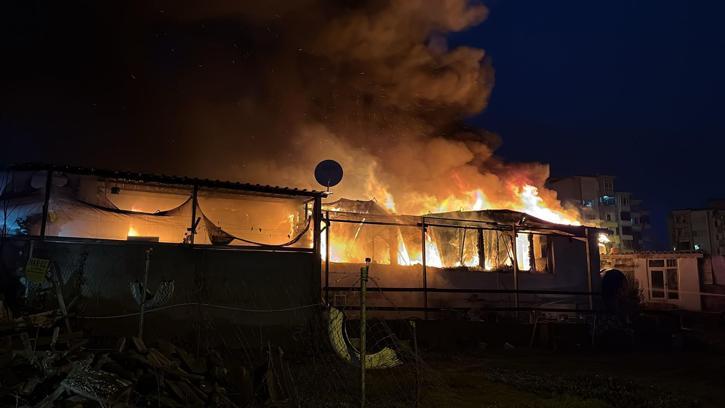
[2,316,724,407]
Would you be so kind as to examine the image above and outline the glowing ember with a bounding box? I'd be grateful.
[127,226,139,237]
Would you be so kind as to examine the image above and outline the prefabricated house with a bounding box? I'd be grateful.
[601,252,703,311]
[323,199,602,319]
[1,164,324,343]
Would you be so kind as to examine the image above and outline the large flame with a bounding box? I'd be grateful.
[321,178,583,270]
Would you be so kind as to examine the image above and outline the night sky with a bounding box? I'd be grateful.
[3,1,725,249]
[454,0,725,248]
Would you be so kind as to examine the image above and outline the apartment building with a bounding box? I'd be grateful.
[548,175,650,252]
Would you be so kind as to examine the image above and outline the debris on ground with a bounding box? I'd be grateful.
[0,329,240,407]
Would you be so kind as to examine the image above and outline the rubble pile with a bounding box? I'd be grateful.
[0,327,239,407]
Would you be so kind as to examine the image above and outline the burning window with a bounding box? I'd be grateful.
[515,233,552,273]
[196,189,312,247]
[45,174,194,243]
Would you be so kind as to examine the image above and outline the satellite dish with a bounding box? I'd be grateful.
[315,160,343,189]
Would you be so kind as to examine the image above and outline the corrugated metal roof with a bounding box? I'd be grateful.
[6,163,325,198]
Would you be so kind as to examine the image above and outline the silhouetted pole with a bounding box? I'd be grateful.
[360,258,370,408]
[138,248,152,339]
[421,220,428,320]
[511,226,520,319]
[584,227,593,310]
[325,211,331,304]
[40,170,53,239]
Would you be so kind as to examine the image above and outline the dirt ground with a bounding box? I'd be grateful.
[416,349,725,408]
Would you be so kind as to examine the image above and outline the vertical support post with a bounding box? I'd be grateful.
[325,211,331,305]
[421,219,428,320]
[528,234,536,272]
[584,227,594,310]
[188,184,198,244]
[360,258,370,408]
[313,196,323,299]
[389,227,398,266]
[40,170,53,240]
[138,248,153,340]
[477,228,485,270]
[511,225,519,318]
[411,320,420,408]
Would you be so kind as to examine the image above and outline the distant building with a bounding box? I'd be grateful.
[601,252,703,311]
[547,175,650,252]
[669,208,725,255]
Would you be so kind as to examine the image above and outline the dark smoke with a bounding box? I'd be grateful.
[2,1,565,214]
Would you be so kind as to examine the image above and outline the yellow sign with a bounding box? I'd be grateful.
[25,258,51,284]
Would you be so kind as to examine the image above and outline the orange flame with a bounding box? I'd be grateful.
[322,175,583,269]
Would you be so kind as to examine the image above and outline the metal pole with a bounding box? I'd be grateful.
[584,227,593,310]
[40,170,53,239]
[411,320,420,408]
[511,226,519,318]
[189,184,198,244]
[421,220,428,320]
[360,258,370,408]
[313,196,322,290]
[138,248,153,339]
[325,211,331,305]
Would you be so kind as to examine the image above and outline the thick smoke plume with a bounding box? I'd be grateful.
[3,0,573,217]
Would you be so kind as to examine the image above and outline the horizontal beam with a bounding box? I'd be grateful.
[340,305,597,313]
[2,236,315,253]
[325,286,601,296]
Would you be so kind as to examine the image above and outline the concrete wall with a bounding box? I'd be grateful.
[1,238,320,345]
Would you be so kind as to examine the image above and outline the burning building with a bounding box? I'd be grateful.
[0,0,606,337]
[2,164,601,332]
[322,198,600,319]
[0,164,324,342]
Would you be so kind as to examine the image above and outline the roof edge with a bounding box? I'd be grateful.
[4,163,325,198]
